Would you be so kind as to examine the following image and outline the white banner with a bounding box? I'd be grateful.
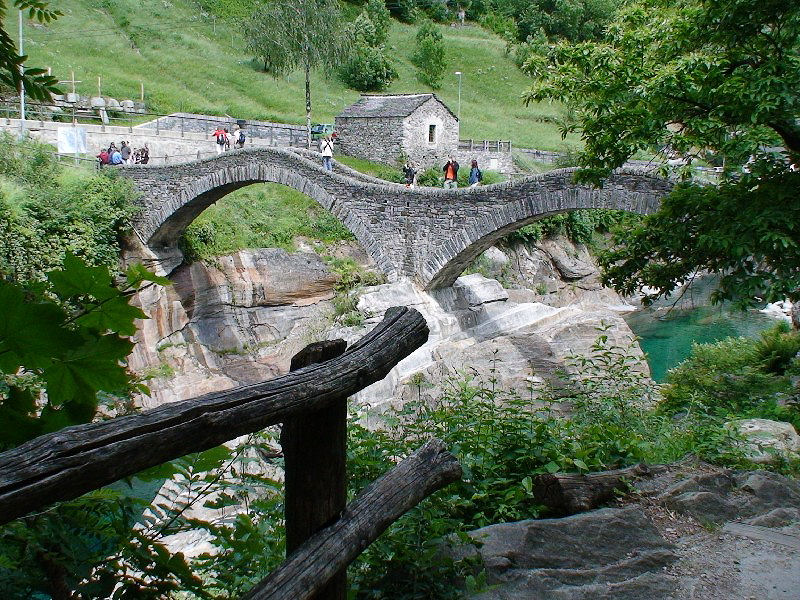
[57,126,87,154]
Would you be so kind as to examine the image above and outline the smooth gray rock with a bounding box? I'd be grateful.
[461,507,677,599]
[736,471,800,510]
[453,273,509,307]
[664,491,739,524]
[746,508,800,528]
[537,239,596,281]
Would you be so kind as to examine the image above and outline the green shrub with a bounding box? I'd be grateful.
[0,134,138,283]
[180,183,354,261]
[504,209,640,247]
[661,328,800,429]
[511,31,549,70]
[753,321,800,375]
[479,11,518,42]
[386,0,417,22]
[365,0,392,45]
[419,0,449,22]
[416,166,443,187]
[338,43,398,91]
[411,21,446,88]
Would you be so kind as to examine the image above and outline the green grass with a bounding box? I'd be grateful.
[11,1,578,150]
[180,183,354,262]
[336,155,404,181]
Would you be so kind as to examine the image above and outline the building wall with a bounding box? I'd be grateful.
[401,98,459,169]
[334,116,404,165]
[454,150,514,174]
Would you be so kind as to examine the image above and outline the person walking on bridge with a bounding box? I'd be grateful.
[443,157,459,188]
[121,141,131,165]
[320,134,334,171]
[213,127,227,155]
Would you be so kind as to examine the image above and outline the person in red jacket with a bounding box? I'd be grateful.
[212,127,227,154]
[443,157,459,189]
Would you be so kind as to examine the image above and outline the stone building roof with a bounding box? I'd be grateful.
[337,93,458,120]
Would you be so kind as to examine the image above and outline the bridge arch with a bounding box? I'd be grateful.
[123,149,673,288]
[419,169,672,289]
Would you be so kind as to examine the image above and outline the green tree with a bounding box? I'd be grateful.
[411,20,446,89]
[0,1,60,100]
[525,0,800,309]
[365,0,391,46]
[246,0,350,148]
[499,0,621,43]
[338,9,398,91]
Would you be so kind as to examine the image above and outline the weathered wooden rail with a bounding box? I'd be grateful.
[0,307,462,599]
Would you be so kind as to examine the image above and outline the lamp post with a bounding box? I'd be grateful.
[454,71,462,123]
[18,10,26,131]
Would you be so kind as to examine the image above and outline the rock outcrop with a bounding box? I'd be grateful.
[130,248,338,407]
[458,463,800,599]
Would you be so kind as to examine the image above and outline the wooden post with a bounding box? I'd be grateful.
[281,339,349,600]
[242,439,461,600]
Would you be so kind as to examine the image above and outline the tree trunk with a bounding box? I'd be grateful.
[534,463,655,516]
[305,60,312,150]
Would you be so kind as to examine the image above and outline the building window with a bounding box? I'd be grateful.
[428,124,436,143]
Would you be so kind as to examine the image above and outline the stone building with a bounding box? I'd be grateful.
[334,93,459,168]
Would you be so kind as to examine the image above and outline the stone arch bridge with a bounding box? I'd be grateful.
[123,147,672,290]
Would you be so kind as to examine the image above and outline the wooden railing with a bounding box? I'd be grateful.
[0,307,462,599]
[458,139,512,152]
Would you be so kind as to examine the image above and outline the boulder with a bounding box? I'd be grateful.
[90,96,106,108]
[728,418,800,464]
[536,238,596,280]
[453,273,509,307]
[458,506,677,599]
[663,491,739,524]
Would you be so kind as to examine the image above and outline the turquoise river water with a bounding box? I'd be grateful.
[624,304,778,382]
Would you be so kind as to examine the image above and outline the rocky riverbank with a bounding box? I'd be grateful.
[129,235,644,410]
[458,460,800,600]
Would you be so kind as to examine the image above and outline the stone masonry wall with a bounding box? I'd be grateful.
[334,116,404,165]
[401,97,459,169]
[123,148,673,290]
[454,149,514,175]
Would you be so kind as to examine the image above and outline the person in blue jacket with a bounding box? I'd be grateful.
[468,159,483,187]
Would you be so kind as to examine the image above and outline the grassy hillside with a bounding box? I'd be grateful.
[11,0,577,150]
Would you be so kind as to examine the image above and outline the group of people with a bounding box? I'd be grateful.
[316,136,482,189]
[212,125,246,154]
[443,157,483,188]
[400,157,483,189]
[97,141,149,166]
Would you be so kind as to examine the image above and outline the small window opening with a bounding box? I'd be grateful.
[428,124,436,143]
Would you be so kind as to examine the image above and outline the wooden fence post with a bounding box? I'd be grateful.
[281,339,349,600]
